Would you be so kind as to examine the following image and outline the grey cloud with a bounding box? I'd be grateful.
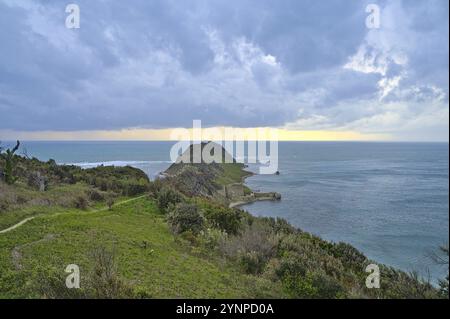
[0,0,448,141]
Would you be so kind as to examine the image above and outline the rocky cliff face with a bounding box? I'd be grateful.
[163,143,281,206]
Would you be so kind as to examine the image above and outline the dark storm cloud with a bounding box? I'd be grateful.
[0,0,448,140]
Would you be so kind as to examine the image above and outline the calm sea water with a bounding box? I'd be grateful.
[7,141,449,282]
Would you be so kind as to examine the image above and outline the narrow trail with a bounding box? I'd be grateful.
[0,217,37,235]
[0,195,147,235]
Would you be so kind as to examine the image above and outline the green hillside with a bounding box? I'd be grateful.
[0,147,446,299]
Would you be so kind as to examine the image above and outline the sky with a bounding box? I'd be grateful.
[0,0,448,141]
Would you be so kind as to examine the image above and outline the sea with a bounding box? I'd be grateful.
[5,141,449,283]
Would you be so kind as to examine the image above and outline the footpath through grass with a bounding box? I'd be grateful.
[0,196,284,298]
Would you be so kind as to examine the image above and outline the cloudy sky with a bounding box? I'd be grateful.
[0,0,448,141]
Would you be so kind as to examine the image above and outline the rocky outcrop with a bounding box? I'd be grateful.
[163,143,282,207]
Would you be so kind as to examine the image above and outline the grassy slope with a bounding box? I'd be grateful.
[0,182,93,230]
[0,196,284,298]
[214,163,252,186]
[0,153,444,299]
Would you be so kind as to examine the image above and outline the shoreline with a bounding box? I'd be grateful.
[228,167,281,208]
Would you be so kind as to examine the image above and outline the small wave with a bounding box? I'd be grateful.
[63,160,172,168]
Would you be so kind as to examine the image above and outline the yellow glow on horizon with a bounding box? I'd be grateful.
[0,127,390,141]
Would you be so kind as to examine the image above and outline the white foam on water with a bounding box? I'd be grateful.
[62,160,172,168]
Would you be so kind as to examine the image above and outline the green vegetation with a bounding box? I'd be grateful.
[0,141,20,185]
[0,152,150,230]
[214,163,252,186]
[430,244,449,298]
[156,186,184,213]
[0,148,446,299]
[167,203,205,235]
[0,196,284,298]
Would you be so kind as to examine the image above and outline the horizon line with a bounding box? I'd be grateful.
[1,139,448,143]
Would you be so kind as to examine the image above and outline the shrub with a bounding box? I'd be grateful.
[0,197,10,212]
[156,187,183,213]
[73,195,89,210]
[27,171,48,191]
[132,286,153,299]
[106,197,115,210]
[179,230,198,245]
[203,205,242,235]
[239,251,268,274]
[123,179,149,196]
[331,242,367,268]
[198,228,228,250]
[33,246,133,299]
[15,194,27,205]
[93,177,107,191]
[378,267,440,299]
[310,272,344,299]
[34,266,85,299]
[219,221,278,274]
[167,203,204,235]
[88,246,133,298]
[283,271,318,298]
[275,234,348,284]
[148,179,164,197]
[1,140,20,185]
[274,253,344,298]
[87,189,105,201]
[261,217,297,235]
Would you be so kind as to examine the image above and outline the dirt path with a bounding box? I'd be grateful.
[0,195,147,235]
[0,217,38,235]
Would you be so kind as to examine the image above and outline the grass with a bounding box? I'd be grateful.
[1,154,444,299]
[0,182,94,229]
[0,196,284,298]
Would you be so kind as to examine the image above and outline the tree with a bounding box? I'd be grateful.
[430,244,449,298]
[1,140,20,185]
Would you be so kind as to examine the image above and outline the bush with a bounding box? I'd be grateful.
[156,187,183,213]
[148,179,164,197]
[310,272,344,299]
[73,195,89,210]
[274,253,344,298]
[27,171,48,191]
[203,205,242,235]
[378,267,439,299]
[123,179,149,196]
[260,217,297,235]
[198,228,228,250]
[167,203,204,235]
[33,246,134,299]
[239,251,268,274]
[106,197,115,210]
[87,189,105,202]
[219,221,278,274]
[88,246,133,298]
[330,242,367,268]
[283,271,318,298]
[0,197,10,212]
